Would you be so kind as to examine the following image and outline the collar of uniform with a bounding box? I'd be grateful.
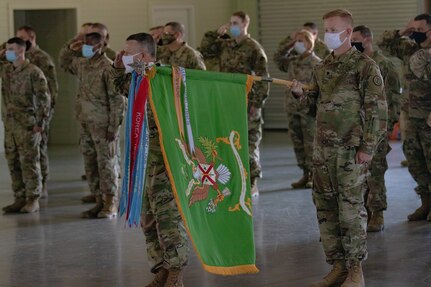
[328,46,357,63]
[13,59,30,73]
[229,34,251,47]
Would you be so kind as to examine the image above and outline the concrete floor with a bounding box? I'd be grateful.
[0,131,430,287]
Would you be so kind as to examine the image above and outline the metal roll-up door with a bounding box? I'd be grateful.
[259,0,421,129]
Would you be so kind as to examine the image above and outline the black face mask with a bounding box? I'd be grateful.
[157,38,163,46]
[409,31,428,44]
[351,42,365,53]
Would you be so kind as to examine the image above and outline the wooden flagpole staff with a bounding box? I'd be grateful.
[251,76,314,91]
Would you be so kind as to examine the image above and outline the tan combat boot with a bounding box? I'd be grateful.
[3,198,27,213]
[97,194,117,219]
[251,178,259,197]
[310,260,348,287]
[292,169,310,189]
[340,262,365,287]
[164,269,184,287]
[145,268,169,287]
[408,193,430,221]
[81,196,103,218]
[20,198,40,213]
[81,194,96,204]
[367,211,384,232]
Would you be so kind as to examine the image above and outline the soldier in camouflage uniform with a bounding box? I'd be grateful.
[157,22,206,70]
[273,29,321,189]
[408,47,431,222]
[79,22,124,203]
[378,14,431,221]
[112,33,188,287]
[273,22,330,63]
[16,26,58,198]
[1,37,50,214]
[352,25,401,232]
[200,11,270,196]
[60,32,124,219]
[292,9,387,287]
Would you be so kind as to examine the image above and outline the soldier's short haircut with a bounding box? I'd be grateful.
[353,25,373,39]
[165,22,185,35]
[150,25,164,31]
[85,32,103,44]
[81,22,93,28]
[414,13,431,26]
[7,37,31,51]
[91,22,108,32]
[17,25,36,38]
[126,33,156,58]
[232,11,250,23]
[322,9,354,27]
[303,22,318,31]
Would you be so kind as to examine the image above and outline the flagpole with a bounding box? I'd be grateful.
[251,76,314,91]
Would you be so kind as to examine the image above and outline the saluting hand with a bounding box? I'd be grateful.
[69,39,83,52]
[113,50,125,69]
[0,49,5,58]
[217,23,230,36]
[400,19,415,36]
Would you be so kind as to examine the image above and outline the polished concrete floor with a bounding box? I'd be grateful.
[0,131,430,287]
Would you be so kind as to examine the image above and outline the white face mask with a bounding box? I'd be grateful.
[324,30,347,50]
[122,52,141,73]
[293,41,307,54]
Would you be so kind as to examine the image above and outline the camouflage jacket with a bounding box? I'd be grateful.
[284,52,321,116]
[26,46,58,107]
[59,46,124,133]
[200,31,269,108]
[103,46,116,61]
[408,48,431,119]
[0,59,50,128]
[157,42,206,70]
[273,36,330,71]
[371,50,401,129]
[304,47,387,155]
[377,30,420,113]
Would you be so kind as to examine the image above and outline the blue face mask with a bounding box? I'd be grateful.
[82,44,96,58]
[5,50,17,62]
[230,25,242,37]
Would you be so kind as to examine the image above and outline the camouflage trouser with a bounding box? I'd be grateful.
[313,145,368,267]
[249,107,263,183]
[140,138,189,273]
[80,122,118,196]
[40,109,53,183]
[365,138,390,212]
[287,113,315,171]
[4,124,42,199]
[403,118,431,195]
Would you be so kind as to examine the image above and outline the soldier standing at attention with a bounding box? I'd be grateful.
[1,37,50,213]
[157,22,206,70]
[292,9,387,287]
[60,32,124,219]
[408,45,431,221]
[1,26,58,199]
[273,29,321,189]
[112,33,189,287]
[200,11,269,196]
[378,14,431,221]
[351,25,401,232]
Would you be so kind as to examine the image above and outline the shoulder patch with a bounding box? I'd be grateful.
[373,75,383,86]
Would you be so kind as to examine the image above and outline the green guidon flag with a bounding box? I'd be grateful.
[148,66,258,275]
